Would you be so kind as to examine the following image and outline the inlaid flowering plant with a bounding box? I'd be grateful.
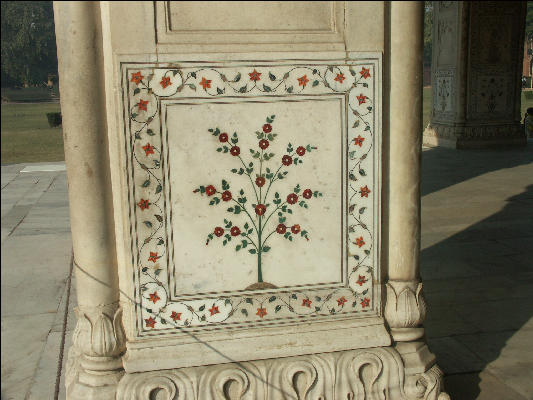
[193,115,322,287]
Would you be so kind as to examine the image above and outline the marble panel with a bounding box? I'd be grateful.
[120,56,382,346]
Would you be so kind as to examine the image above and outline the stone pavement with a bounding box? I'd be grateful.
[1,145,532,400]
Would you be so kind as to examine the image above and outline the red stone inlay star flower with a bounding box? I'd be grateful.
[256,307,267,318]
[291,224,301,234]
[148,252,159,263]
[230,226,241,236]
[137,199,150,210]
[298,75,309,87]
[200,77,211,90]
[334,73,345,83]
[142,143,154,156]
[230,146,240,156]
[360,185,371,198]
[276,224,286,234]
[131,71,143,84]
[296,146,306,156]
[355,236,365,247]
[353,135,365,147]
[337,296,348,307]
[361,298,371,308]
[249,69,261,81]
[209,305,219,316]
[170,311,182,321]
[356,94,367,105]
[259,139,269,150]
[263,123,272,133]
[160,76,171,88]
[302,298,312,308]
[214,227,224,237]
[360,67,371,79]
[145,317,156,328]
[356,275,368,286]
[219,133,228,142]
[149,291,160,303]
[137,99,149,111]
[303,189,312,199]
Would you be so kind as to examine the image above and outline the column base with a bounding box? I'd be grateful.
[424,122,526,149]
[115,346,449,399]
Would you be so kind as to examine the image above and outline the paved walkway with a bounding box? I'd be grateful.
[1,145,532,399]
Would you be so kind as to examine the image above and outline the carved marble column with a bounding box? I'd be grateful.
[424,1,527,149]
[386,4,446,396]
[54,2,125,398]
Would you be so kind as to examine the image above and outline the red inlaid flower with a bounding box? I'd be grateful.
[230,146,240,156]
[148,252,159,263]
[282,155,293,166]
[287,193,298,204]
[137,99,149,111]
[160,76,172,88]
[137,199,150,210]
[219,133,228,142]
[355,236,365,248]
[131,71,143,84]
[222,191,232,202]
[256,307,267,318]
[356,275,367,286]
[360,185,371,198]
[337,296,347,306]
[142,143,154,156]
[259,139,269,150]
[255,204,266,216]
[356,94,367,105]
[145,316,156,328]
[230,226,241,236]
[200,77,211,90]
[170,311,182,321]
[263,123,272,133]
[276,224,286,234]
[149,291,160,304]
[249,69,261,81]
[361,298,371,308]
[209,305,219,316]
[256,176,266,187]
[296,146,306,156]
[302,298,312,308]
[335,73,345,83]
[353,135,365,147]
[298,75,309,87]
[291,224,301,234]
[205,185,216,196]
[360,67,371,79]
[214,227,224,237]
[303,189,312,199]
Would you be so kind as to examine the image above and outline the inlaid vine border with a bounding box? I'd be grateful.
[122,60,380,334]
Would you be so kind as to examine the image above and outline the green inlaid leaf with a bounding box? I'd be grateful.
[147,129,155,136]
[275,305,282,312]
[142,180,150,187]
[269,72,276,81]
[249,249,256,254]
[154,269,162,276]
[190,72,197,78]
[263,84,272,92]
[312,80,319,87]
[353,120,360,128]
[188,84,196,90]
[363,83,368,88]
[234,73,241,82]
[367,106,372,111]
[364,250,370,255]
[291,293,297,299]
[269,296,276,302]
[146,308,152,313]
[245,298,253,304]
[158,238,164,245]
[359,207,367,214]
[241,308,248,316]
[287,86,293,93]
[131,113,138,119]
[133,88,140,95]
[199,304,205,311]
[142,267,148,272]
[263,246,271,253]
[217,87,224,94]
[225,298,231,305]
[144,221,152,228]
[239,85,247,93]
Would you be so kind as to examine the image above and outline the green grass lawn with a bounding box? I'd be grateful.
[1,102,64,164]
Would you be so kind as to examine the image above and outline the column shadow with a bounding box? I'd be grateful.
[420,147,533,399]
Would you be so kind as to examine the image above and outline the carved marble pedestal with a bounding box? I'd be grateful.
[54,2,449,399]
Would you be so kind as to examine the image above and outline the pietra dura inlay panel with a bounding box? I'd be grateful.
[121,57,381,338]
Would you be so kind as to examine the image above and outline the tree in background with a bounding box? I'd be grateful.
[527,2,533,40]
[1,1,57,87]
[424,1,433,67]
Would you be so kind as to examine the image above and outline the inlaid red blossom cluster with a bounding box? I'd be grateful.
[192,115,323,284]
